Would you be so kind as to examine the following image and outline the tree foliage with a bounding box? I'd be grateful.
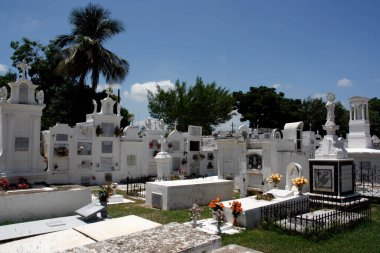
[6,38,132,130]
[147,77,235,135]
[54,3,129,90]
[369,97,380,137]
[234,87,350,137]
[233,86,302,129]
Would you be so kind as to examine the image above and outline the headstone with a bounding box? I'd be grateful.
[266,189,294,198]
[151,192,162,209]
[75,203,104,220]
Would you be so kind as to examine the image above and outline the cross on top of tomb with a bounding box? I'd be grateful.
[174,121,178,130]
[16,60,31,80]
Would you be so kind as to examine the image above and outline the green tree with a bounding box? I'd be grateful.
[147,77,235,135]
[369,97,380,137]
[55,3,129,90]
[8,38,132,129]
[233,86,302,129]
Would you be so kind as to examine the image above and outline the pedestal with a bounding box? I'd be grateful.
[309,159,355,197]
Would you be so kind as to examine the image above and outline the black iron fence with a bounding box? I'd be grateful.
[355,163,380,197]
[121,177,154,198]
[260,197,371,238]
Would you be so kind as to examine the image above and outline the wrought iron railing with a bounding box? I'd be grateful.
[260,197,371,238]
[355,164,380,197]
[122,177,154,198]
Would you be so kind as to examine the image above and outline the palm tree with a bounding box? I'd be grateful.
[55,3,129,90]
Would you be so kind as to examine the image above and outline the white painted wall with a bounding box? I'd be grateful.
[0,187,91,223]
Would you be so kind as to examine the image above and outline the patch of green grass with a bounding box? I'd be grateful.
[108,201,380,253]
[108,198,212,224]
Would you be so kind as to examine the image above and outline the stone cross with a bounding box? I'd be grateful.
[16,60,30,80]
[174,121,178,130]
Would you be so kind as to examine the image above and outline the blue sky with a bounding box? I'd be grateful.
[1,0,380,124]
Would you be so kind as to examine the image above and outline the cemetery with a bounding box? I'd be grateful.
[0,64,379,252]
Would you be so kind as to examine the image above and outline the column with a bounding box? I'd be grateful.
[353,105,357,120]
[6,113,14,170]
[349,104,352,121]
[361,104,365,121]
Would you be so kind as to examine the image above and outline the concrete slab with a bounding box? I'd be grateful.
[64,222,221,253]
[91,194,135,204]
[74,215,161,241]
[0,229,95,253]
[186,219,245,235]
[211,244,263,253]
[0,215,88,242]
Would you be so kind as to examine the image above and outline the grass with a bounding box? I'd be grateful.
[107,198,380,253]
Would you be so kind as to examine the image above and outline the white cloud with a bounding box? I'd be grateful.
[96,83,121,93]
[337,78,352,87]
[312,93,326,99]
[0,64,8,74]
[271,83,291,90]
[123,80,175,102]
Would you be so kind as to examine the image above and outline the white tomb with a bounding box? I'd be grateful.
[0,61,46,180]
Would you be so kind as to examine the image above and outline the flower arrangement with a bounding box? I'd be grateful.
[17,177,30,189]
[189,204,203,227]
[267,173,282,187]
[98,183,118,202]
[213,209,226,222]
[0,177,10,191]
[54,146,69,157]
[292,176,308,194]
[96,125,103,136]
[213,209,226,234]
[229,200,243,218]
[209,196,224,211]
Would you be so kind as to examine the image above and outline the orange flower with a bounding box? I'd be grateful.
[209,197,224,211]
[230,200,243,217]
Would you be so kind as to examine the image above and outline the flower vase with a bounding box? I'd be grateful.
[100,201,108,218]
[233,217,238,227]
[216,221,222,235]
[297,186,303,195]
[191,218,197,227]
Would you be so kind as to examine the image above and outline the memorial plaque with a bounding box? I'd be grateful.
[56,134,68,141]
[126,155,136,166]
[75,203,104,220]
[152,192,162,209]
[102,141,113,153]
[98,157,113,172]
[101,123,114,137]
[78,142,92,155]
[341,165,353,192]
[15,137,29,151]
[313,165,334,192]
